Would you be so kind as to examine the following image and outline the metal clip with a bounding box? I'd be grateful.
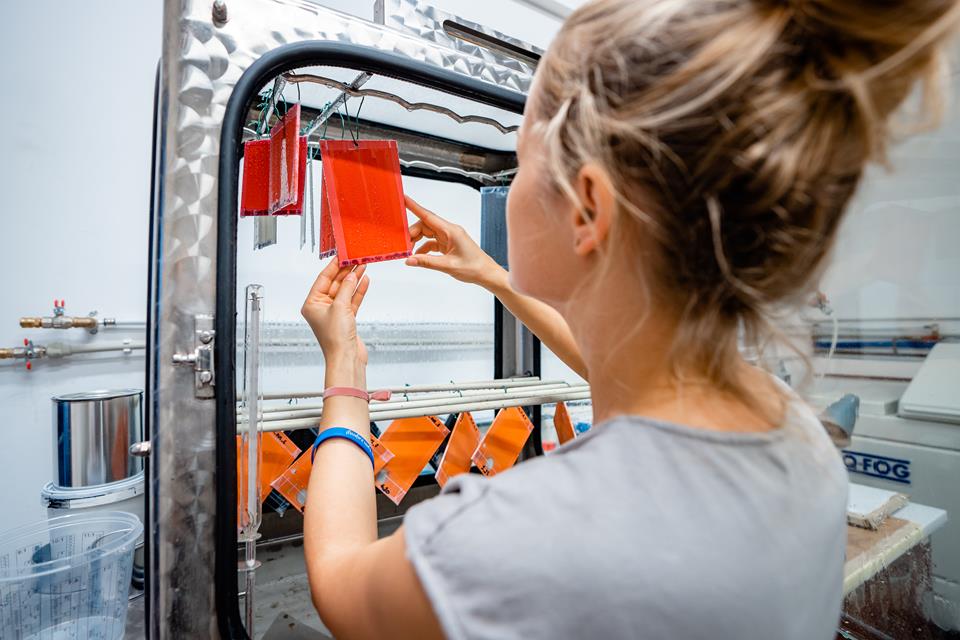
[130,441,153,457]
[172,314,215,398]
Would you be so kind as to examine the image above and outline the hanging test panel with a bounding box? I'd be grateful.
[145,1,590,637]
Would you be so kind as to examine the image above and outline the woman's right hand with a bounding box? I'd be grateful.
[405,195,506,290]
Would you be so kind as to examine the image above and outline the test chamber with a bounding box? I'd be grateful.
[144,1,958,637]
[145,0,573,636]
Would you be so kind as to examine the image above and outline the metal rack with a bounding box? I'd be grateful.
[243,84,519,188]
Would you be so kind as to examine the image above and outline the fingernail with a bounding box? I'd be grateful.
[405,257,417,266]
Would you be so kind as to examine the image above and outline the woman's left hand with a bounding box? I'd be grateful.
[301,260,371,380]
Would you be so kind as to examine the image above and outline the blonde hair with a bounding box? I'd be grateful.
[533,0,960,398]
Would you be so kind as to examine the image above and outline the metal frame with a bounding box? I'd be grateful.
[150,1,534,637]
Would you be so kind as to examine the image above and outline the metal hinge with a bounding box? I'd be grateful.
[172,314,215,398]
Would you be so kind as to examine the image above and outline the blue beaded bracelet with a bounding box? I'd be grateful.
[310,427,375,468]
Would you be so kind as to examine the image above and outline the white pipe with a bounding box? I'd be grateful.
[243,384,579,420]
[248,382,573,415]
[247,384,588,423]
[260,377,553,400]
[45,341,146,357]
[249,389,593,433]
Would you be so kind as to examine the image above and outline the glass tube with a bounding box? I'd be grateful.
[239,284,264,540]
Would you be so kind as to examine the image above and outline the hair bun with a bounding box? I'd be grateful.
[767,0,959,54]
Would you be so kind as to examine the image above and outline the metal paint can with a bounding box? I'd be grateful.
[52,389,143,488]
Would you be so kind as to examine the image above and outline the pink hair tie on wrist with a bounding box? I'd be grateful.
[323,386,392,402]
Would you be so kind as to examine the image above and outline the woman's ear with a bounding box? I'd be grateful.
[570,162,615,257]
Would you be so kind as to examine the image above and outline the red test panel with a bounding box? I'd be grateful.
[241,135,306,217]
[319,139,412,266]
[319,179,337,258]
[240,139,269,217]
[268,104,301,214]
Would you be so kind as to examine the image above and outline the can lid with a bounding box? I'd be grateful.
[41,472,145,507]
[52,388,143,402]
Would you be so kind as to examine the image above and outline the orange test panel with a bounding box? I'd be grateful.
[376,416,449,505]
[236,432,302,518]
[271,451,313,513]
[552,402,576,446]
[319,139,412,266]
[370,434,394,475]
[435,413,480,488]
[473,407,535,477]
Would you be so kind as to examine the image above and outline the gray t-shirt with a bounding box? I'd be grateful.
[404,395,848,640]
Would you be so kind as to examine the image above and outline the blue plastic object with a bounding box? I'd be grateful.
[480,186,510,269]
[311,427,376,467]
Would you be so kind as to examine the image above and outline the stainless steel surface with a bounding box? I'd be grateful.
[170,314,216,398]
[253,215,278,249]
[52,389,143,488]
[376,0,543,73]
[153,0,533,635]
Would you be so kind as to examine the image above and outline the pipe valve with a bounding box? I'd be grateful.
[20,300,102,333]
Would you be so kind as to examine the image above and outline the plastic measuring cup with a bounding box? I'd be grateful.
[0,511,142,640]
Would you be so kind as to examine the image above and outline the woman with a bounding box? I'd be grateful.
[299,1,958,638]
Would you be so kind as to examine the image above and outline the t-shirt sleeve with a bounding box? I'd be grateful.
[403,474,490,640]
[403,472,544,640]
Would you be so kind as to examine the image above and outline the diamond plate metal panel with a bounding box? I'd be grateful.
[376,0,544,75]
[151,0,533,636]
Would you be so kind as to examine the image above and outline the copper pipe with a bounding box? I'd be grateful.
[19,316,98,329]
